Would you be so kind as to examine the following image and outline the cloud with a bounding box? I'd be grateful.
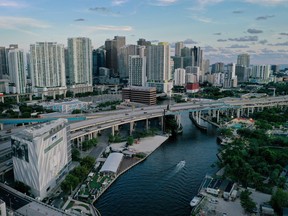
[247,28,263,34]
[89,7,120,16]
[256,15,275,20]
[0,0,26,7]
[279,33,288,36]
[112,0,128,6]
[184,38,198,44]
[191,15,212,23]
[246,0,288,5]
[74,18,85,22]
[259,39,268,44]
[189,0,223,11]
[228,36,258,42]
[217,39,227,42]
[273,41,288,46]
[227,44,249,48]
[0,16,50,29]
[214,32,221,35]
[150,0,179,6]
[233,10,244,14]
[204,46,218,52]
[79,25,132,32]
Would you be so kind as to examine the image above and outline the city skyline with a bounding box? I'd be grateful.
[0,0,288,64]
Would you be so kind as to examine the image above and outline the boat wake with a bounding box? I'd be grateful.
[164,161,186,180]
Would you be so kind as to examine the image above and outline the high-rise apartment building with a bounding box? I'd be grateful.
[174,68,186,86]
[147,42,171,82]
[251,65,270,82]
[12,119,71,199]
[137,38,151,47]
[235,65,248,83]
[175,42,184,57]
[8,49,26,93]
[0,47,9,79]
[67,37,92,86]
[211,62,224,73]
[224,63,237,88]
[30,42,66,88]
[128,55,146,86]
[92,48,106,84]
[105,36,126,77]
[237,54,250,67]
[118,45,144,79]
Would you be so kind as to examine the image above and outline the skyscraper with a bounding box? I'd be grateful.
[175,42,184,57]
[147,42,171,82]
[105,36,126,77]
[118,45,145,80]
[8,49,26,93]
[67,37,92,86]
[92,48,106,84]
[0,47,8,79]
[174,68,186,86]
[237,54,250,67]
[30,42,66,88]
[128,55,146,86]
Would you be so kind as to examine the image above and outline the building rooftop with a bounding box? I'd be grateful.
[123,86,156,92]
[100,153,123,174]
[15,118,67,140]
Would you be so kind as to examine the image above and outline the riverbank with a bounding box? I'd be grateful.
[92,135,169,203]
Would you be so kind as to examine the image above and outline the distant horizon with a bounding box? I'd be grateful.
[1,0,288,65]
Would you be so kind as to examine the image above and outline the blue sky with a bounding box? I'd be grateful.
[0,0,288,64]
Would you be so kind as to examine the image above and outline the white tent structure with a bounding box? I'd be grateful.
[99,153,124,175]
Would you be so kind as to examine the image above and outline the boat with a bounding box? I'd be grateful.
[190,195,202,207]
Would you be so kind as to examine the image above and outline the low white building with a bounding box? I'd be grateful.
[0,199,6,216]
[40,99,91,113]
[11,118,71,199]
[99,153,123,176]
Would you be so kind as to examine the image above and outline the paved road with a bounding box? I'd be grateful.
[0,185,31,210]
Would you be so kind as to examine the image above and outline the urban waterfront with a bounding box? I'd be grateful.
[95,114,219,216]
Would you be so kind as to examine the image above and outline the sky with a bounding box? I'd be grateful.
[0,0,288,65]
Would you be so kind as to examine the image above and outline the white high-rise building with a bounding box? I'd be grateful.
[12,119,71,199]
[128,55,146,86]
[186,73,197,84]
[30,42,66,88]
[147,42,171,82]
[67,37,92,86]
[8,49,26,93]
[224,63,237,88]
[175,41,184,57]
[174,68,186,86]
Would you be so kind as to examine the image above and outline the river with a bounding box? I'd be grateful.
[95,113,219,216]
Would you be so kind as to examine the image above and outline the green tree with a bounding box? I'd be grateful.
[72,148,80,161]
[80,156,95,169]
[270,189,288,214]
[240,190,256,213]
[127,136,134,146]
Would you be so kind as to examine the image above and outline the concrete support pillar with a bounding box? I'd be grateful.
[251,107,255,114]
[64,90,67,98]
[130,121,134,135]
[217,110,220,123]
[146,119,149,131]
[111,126,115,136]
[236,109,240,118]
[42,93,45,101]
[53,91,56,100]
[29,94,32,101]
[16,95,19,103]
[212,110,216,118]
[160,116,164,133]
[0,123,3,130]
[114,125,119,132]
[0,96,4,103]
